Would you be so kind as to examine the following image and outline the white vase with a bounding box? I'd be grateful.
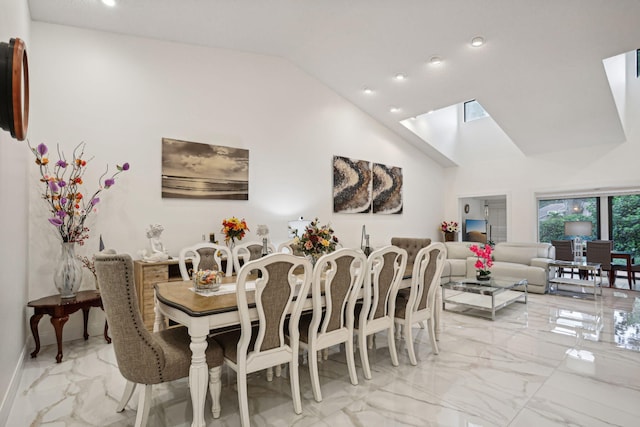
[53,242,83,298]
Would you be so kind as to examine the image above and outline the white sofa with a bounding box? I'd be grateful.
[441,241,555,294]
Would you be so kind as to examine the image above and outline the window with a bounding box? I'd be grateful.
[538,197,600,243]
[608,194,640,262]
[463,100,489,122]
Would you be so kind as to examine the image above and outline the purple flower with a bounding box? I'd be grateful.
[122,163,130,171]
[56,210,66,218]
[60,197,68,205]
[58,180,66,187]
[48,181,59,193]
[91,197,100,206]
[37,143,48,156]
[104,178,115,188]
[48,217,63,227]
[56,160,67,168]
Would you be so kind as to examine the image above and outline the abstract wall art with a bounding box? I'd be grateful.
[372,163,403,214]
[333,155,372,213]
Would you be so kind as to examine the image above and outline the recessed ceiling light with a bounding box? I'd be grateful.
[390,106,400,113]
[471,36,485,47]
[102,0,116,6]
[363,87,373,94]
[429,56,442,65]
[394,73,406,81]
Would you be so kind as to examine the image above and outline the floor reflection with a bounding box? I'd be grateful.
[613,297,640,351]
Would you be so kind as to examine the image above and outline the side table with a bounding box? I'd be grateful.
[28,289,111,363]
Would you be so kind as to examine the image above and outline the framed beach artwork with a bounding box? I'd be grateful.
[161,138,249,200]
[333,155,372,213]
[372,163,403,214]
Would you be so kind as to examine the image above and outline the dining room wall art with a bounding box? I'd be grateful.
[333,156,403,214]
[372,163,403,214]
[333,155,372,213]
[161,138,249,200]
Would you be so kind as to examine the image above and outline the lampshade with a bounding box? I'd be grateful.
[564,221,592,237]
[287,217,311,238]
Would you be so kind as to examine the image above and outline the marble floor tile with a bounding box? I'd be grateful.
[6,287,640,426]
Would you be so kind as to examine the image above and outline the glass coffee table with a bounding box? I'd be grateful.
[442,277,528,320]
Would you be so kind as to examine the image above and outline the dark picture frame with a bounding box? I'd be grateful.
[161,138,249,200]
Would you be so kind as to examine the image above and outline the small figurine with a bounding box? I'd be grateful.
[142,223,169,262]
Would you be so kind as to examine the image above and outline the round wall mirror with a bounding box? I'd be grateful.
[0,38,29,141]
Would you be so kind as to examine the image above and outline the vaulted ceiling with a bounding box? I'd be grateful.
[27,0,640,166]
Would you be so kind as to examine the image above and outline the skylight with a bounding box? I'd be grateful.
[463,100,489,122]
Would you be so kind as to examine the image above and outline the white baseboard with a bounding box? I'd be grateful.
[0,345,25,427]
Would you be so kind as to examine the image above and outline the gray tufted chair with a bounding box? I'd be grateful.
[94,253,224,427]
[391,237,432,279]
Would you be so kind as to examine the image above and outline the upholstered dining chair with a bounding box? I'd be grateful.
[355,245,407,380]
[551,240,575,278]
[94,253,224,427]
[298,248,367,402]
[178,242,233,280]
[213,253,312,427]
[394,242,446,365]
[586,240,614,287]
[232,240,276,273]
[391,237,431,279]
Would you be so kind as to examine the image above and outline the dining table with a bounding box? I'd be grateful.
[153,272,421,427]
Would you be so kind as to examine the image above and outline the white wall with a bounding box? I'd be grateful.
[0,0,30,422]
[27,23,445,345]
[444,51,640,242]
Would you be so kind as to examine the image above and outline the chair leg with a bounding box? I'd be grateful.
[266,366,274,381]
[208,365,222,418]
[116,381,136,412]
[308,346,322,402]
[322,348,329,360]
[367,334,374,349]
[345,336,358,386]
[405,322,417,366]
[387,325,399,367]
[237,371,250,427]
[289,358,302,414]
[134,384,152,427]
[275,364,282,377]
[428,318,439,355]
[418,321,426,329]
[358,331,372,380]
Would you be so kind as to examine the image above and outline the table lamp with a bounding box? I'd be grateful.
[288,216,311,238]
[564,221,592,259]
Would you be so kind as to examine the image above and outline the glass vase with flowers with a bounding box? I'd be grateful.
[28,141,129,297]
[221,217,249,250]
[294,218,339,265]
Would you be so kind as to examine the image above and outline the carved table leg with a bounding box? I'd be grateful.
[82,307,90,340]
[29,313,44,358]
[189,334,209,427]
[51,315,69,363]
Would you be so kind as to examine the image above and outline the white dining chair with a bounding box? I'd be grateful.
[355,245,407,380]
[394,242,446,365]
[212,253,312,427]
[178,242,233,279]
[298,248,366,401]
[232,240,276,273]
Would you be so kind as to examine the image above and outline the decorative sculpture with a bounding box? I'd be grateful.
[142,224,169,262]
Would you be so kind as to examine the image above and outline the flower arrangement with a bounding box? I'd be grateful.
[28,141,129,245]
[440,221,459,233]
[221,217,249,243]
[294,217,338,258]
[470,244,493,278]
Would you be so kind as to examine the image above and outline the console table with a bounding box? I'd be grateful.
[549,260,602,298]
[28,290,111,363]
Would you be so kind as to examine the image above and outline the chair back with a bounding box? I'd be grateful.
[94,253,169,385]
[586,240,613,270]
[551,240,574,262]
[235,253,312,367]
[390,237,431,278]
[277,239,305,256]
[363,245,407,322]
[406,243,446,315]
[309,249,367,340]
[179,242,233,279]
[232,241,276,273]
